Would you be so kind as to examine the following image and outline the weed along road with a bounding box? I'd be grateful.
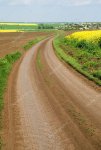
[4,37,101,150]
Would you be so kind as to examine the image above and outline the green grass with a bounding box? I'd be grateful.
[0,23,38,31]
[0,51,21,111]
[23,37,46,51]
[53,35,101,86]
[36,51,43,71]
[64,38,99,52]
[0,51,21,149]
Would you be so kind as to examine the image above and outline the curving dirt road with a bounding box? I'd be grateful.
[3,38,101,150]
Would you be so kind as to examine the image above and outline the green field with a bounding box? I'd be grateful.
[0,22,38,31]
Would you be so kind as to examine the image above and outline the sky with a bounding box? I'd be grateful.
[0,0,101,22]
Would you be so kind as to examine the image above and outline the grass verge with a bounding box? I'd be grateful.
[53,36,101,86]
[36,50,43,71]
[0,51,21,149]
[23,36,46,51]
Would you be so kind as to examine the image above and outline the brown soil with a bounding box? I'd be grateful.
[2,37,101,150]
[0,32,52,58]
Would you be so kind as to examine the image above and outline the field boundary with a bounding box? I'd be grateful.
[0,51,21,148]
[53,36,101,86]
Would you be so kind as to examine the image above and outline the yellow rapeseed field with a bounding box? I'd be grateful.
[0,30,23,32]
[62,30,101,84]
[66,30,101,43]
[0,23,37,26]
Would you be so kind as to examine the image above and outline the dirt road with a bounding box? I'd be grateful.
[3,38,101,150]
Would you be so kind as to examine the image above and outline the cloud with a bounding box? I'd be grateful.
[0,0,101,6]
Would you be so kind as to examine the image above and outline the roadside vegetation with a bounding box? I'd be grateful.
[23,36,46,51]
[0,51,21,148]
[36,50,43,71]
[53,31,101,86]
[0,51,21,111]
